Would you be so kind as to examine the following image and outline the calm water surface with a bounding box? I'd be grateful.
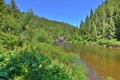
[79,45,120,80]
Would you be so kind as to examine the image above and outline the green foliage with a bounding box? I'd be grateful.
[1,1,78,44]
[0,43,88,80]
[28,43,77,63]
[0,49,70,80]
[10,0,18,11]
[0,0,4,12]
[113,9,120,40]
[71,64,88,80]
[79,0,120,43]
[0,1,87,80]
[32,29,53,43]
[0,33,21,49]
[97,39,120,47]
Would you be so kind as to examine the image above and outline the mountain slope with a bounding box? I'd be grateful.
[0,1,87,80]
[0,1,78,47]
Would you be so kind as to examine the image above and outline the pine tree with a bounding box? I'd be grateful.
[11,0,18,11]
[79,0,119,41]
[113,10,120,40]
[10,0,18,17]
[79,20,83,35]
[92,21,97,41]
[0,0,4,11]
[0,0,4,26]
[90,9,93,18]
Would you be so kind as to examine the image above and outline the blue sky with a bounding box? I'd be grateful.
[5,0,104,27]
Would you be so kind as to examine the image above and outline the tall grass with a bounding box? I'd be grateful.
[0,43,88,80]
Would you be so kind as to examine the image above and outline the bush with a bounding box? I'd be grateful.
[97,39,120,47]
[0,49,70,80]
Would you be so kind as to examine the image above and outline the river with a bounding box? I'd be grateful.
[56,42,120,80]
[78,45,120,80]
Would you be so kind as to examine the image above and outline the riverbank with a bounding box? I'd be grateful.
[79,45,119,80]
[68,39,120,49]
[65,44,120,80]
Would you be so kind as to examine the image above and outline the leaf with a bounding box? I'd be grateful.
[9,66,16,71]
[31,63,37,67]
[4,57,10,61]
[0,54,3,59]
[46,65,53,70]
[0,72,8,77]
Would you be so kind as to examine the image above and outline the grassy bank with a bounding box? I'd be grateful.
[69,38,120,48]
[0,43,88,80]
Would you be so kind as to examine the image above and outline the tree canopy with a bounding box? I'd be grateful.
[79,0,120,41]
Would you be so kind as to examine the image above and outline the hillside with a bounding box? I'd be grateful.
[0,0,87,80]
[79,0,120,45]
[0,0,78,46]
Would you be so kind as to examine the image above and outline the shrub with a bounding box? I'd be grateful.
[0,49,70,80]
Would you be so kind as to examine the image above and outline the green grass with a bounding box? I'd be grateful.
[0,43,88,80]
[97,39,120,47]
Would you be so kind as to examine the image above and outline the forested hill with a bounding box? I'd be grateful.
[0,1,88,80]
[0,0,78,46]
[79,0,120,42]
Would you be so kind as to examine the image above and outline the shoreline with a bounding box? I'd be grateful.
[67,41,120,49]
[54,41,120,49]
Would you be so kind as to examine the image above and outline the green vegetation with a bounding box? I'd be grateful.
[0,0,87,80]
[1,0,119,79]
[0,43,87,80]
[78,0,120,47]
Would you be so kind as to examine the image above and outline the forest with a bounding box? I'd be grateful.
[79,0,120,47]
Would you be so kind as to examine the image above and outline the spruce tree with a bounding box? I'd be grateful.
[0,0,4,11]
[79,0,120,41]
[90,9,93,18]
[10,0,18,17]
[0,0,4,26]
[11,0,17,11]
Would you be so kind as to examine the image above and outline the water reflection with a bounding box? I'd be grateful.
[79,45,120,80]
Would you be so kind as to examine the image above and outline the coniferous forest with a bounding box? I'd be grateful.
[79,0,120,47]
[0,0,120,80]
